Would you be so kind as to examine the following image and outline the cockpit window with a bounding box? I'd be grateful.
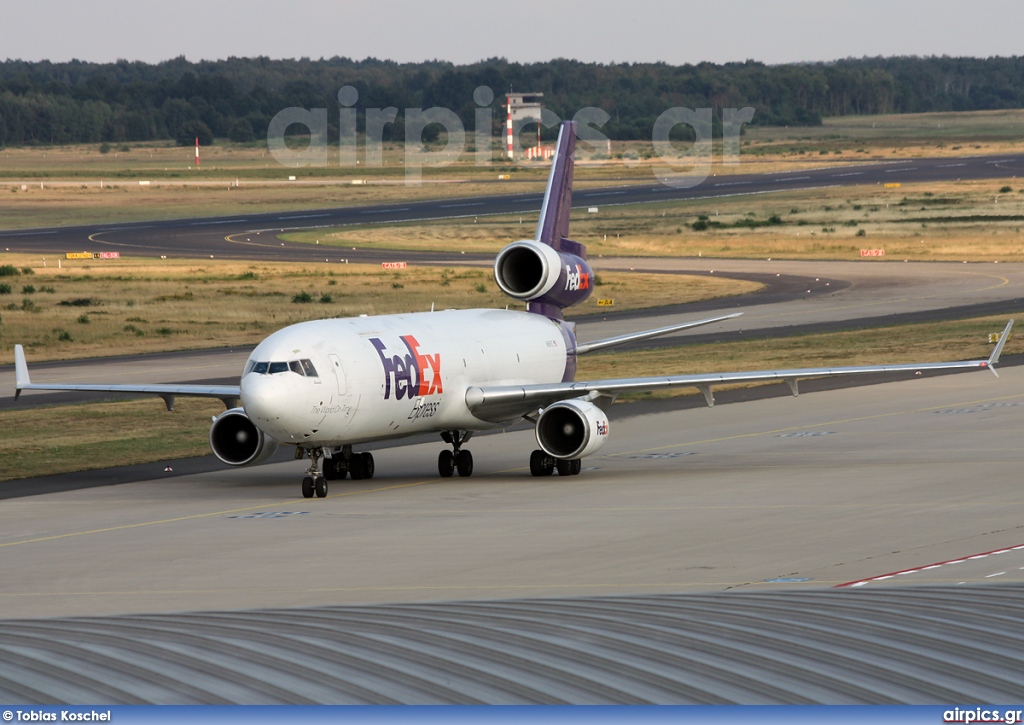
[247,359,318,377]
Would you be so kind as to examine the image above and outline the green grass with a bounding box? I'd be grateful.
[0,397,224,482]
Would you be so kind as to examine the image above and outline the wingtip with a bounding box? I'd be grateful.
[14,344,29,387]
[988,319,1014,368]
[14,344,30,400]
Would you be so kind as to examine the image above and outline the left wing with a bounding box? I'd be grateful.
[14,345,240,411]
[574,312,742,354]
[466,320,1013,423]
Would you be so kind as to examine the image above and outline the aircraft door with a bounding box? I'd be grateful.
[328,354,347,395]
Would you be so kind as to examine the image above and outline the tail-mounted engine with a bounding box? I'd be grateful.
[209,407,280,467]
[494,239,594,310]
[535,399,610,459]
[492,121,594,318]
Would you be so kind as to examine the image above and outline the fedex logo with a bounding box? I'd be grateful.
[565,264,590,291]
[370,335,442,400]
[597,420,609,436]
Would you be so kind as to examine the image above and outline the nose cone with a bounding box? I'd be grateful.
[241,373,295,438]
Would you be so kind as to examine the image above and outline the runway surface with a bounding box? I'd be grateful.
[3,366,1022,620]
[2,153,1023,262]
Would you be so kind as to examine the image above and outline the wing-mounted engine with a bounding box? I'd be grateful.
[493,239,594,309]
[535,398,610,459]
[209,407,280,467]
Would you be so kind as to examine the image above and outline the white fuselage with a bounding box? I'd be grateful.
[239,309,570,446]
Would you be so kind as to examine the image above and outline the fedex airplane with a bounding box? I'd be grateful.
[14,122,1013,498]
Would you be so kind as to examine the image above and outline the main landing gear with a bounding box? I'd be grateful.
[300,445,375,498]
[438,430,474,477]
[530,450,581,477]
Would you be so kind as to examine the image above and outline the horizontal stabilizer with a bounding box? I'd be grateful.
[575,312,742,355]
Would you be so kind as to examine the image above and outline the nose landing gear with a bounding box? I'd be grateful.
[300,447,328,499]
[439,430,474,477]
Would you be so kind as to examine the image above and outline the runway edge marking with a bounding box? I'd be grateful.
[836,543,1024,587]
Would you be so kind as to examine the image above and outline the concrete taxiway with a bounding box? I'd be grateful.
[2,365,1022,620]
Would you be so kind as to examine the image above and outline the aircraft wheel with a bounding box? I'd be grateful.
[325,458,349,480]
[349,455,364,480]
[530,449,554,477]
[570,459,582,476]
[314,477,328,498]
[456,449,473,477]
[361,452,375,479]
[438,449,455,477]
[301,476,315,498]
[556,459,574,476]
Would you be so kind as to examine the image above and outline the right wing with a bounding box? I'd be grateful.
[466,320,1013,423]
[14,345,240,411]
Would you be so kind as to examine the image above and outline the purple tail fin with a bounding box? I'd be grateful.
[535,121,585,259]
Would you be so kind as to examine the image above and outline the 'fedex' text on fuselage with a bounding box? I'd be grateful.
[370,335,442,400]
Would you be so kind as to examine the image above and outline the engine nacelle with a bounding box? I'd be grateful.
[209,407,280,467]
[493,239,594,310]
[535,399,610,460]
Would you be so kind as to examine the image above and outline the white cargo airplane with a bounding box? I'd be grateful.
[14,122,1013,498]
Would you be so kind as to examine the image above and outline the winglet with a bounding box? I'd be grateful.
[986,319,1013,376]
[14,344,30,400]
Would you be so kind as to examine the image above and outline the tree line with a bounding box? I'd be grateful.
[0,55,1022,147]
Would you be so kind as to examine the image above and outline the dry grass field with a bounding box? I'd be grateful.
[0,255,759,361]
[284,177,1024,261]
[4,109,1021,230]
[741,109,1024,159]
[0,397,225,481]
